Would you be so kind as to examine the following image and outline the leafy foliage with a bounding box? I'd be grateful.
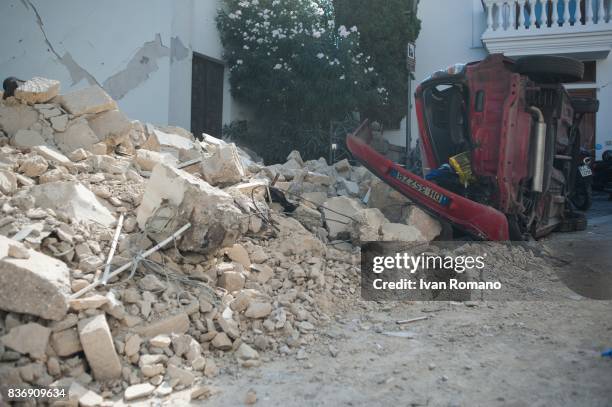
[217,0,417,162]
[334,0,421,129]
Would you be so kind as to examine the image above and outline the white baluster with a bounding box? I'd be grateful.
[529,0,538,27]
[552,0,560,25]
[585,0,593,23]
[576,0,584,24]
[597,0,605,22]
[486,1,494,30]
[518,0,526,27]
[562,0,570,26]
[497,1,504,30]
[510,1,517,29]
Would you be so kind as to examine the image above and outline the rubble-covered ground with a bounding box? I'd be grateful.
[0,78,610,406]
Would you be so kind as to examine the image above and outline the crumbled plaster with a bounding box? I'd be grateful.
[171,36,190,63]
[102,34,171,100]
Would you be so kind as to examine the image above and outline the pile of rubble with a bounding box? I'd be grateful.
[0,77,440,404]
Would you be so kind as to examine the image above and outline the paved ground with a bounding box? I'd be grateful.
[160,194,612,407]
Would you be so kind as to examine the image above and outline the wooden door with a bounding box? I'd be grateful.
[568,88,597,152]
[191,53,224,140]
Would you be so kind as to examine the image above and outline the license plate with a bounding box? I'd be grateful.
[578,165,592,177]
[389,168,452,206]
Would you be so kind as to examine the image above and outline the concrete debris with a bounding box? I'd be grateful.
[78,314,122,380]
[59,86,117,116]
[0,323,51,359]
[30,181,116,227]
[14,77,60,104]
[124,383,155,401]
[0,75,444,402]
[54,118,99,155]
[11,129,46,148]
[136,163,242,254]
[322,196,364,239]
[201,142,245,186]
[0,235,70,320]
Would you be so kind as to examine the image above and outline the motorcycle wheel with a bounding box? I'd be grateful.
[572,184,592,211]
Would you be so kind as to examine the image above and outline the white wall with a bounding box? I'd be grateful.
[595,58,612,159]
[0,0,245,136]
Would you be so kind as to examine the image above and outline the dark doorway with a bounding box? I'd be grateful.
[568,88,597,152]
[191,53,224,139]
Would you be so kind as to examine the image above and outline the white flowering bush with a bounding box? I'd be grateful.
[217,0,387,161]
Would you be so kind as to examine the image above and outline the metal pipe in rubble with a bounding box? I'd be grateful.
[528,106,547,193]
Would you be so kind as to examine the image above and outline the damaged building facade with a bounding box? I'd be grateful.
[0,0,248,139]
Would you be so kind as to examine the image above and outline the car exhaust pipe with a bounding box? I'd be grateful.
[528,106,546,193]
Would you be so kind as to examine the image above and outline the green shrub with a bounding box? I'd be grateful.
[335,0,421,129]
[217,0,388,162]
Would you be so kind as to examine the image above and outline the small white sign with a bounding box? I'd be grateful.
[407,42,416,72]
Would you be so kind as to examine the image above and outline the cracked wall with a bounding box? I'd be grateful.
[0,0,217,129]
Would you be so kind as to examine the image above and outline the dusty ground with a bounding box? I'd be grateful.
[154,193,612,407]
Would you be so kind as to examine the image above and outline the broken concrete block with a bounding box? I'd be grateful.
[50,328,82,357]
[244,302,272,319]
[211,332,232,350]
[167,364,195,386]
[235,343,260,361]
[380,223,426,242]
[201,143,245,186]
[322,196,364,239]
[50,115,68,132]
[351,208,387,243]
[0,323,51,359]
[403,206,442,242]
[0,235,70,320]
[86,155,129,174]
[249,263,274,284]
[287,150,304,166]
[54,119,99,155]
[59,86,117,116]
[78,314,122,381]
[11,129,46,149]
[0,169,17,195]
[133,312,190,338]
[124,383,155,401]
[124,334,142,357]
[368,179,412,222]
[142,127,198,158]
[30,181,115,227]
[218,269,246,293]
[88,109,132,147]
[293,204,323,232]
[68,294,108,311]
[7,242,29,259]
[31,145,71,166]
[134,149,177,171]
[136,163,243,254]
[225,244,251,269]
[19,155,48,177]
[150,335,171,348]
[0,103,39,136]
[14,77,60,104]
[67,148,90,162]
